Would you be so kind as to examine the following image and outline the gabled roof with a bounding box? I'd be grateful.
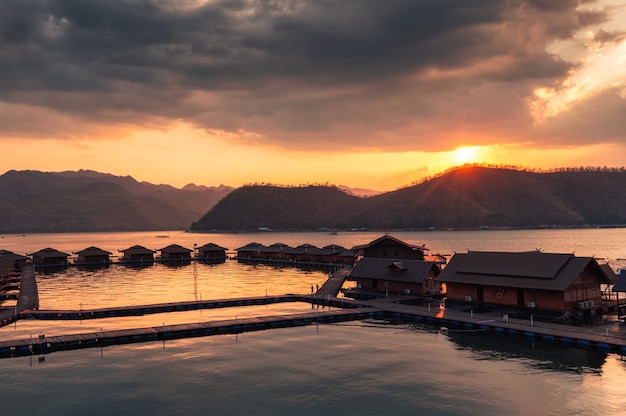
[158,244,193,253]
[283,244,321,255]
[338,249,357,258]
[197,243,228,251]
[613,276,626,292]
[119,245,156,254]
[0,249,28,261]
[261,243,293,253]
[437,251,613,291]
[73,246,112,256]
[235,242,266,251]
[348,257,440,284]
[28,247,70,258]
[599,263,618,283]
[317,244,348,255]
[351,234,429,252]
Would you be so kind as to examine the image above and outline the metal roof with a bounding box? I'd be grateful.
[437,251,613,291]
[27,247,70,258]
[73,246,112,256]
[613,275,626,292]
[455,251,572,279]
[196,243,228,251]
[235,242,266,251]
[0,249,28,260]
[119,245,156,254]
[351,234,429,252]
[158,244,193,253]
[348,257,440,284]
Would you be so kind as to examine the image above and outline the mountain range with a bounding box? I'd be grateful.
[190,166,626,232]
[0,170,232,233]
[1,166,625,234]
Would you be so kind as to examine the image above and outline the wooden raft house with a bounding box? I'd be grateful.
[196,243,228,261]
[348,258,443,296]
[235,242,265,259]
[436,251,617,316]
[316,244,349,264]
[352,234,428,261]
[0,249,29,269]
[158,244,193,260]
[194,243,228,263]
[73,246,112,265]
[119,245,156,263]
[28,247,70,266]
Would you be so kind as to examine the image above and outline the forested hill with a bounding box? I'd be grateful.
[190,167,626,231]
[0,170,232,233]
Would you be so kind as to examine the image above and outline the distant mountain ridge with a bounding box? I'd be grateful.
[0,170,233,233]
[191,167,626,232]
[2,167,625,233]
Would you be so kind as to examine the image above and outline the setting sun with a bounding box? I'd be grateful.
[453,146,478,164]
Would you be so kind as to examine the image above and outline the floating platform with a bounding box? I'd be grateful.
[0,307,381,358]
[3,266,626,360]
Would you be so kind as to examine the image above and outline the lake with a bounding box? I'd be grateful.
[1,229,625,415]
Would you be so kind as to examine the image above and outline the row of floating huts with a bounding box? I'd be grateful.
[0,244,229,268]
[0,240,376,268]
[2,234,626,319]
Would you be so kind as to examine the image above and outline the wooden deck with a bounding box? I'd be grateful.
[0,265,38,326]
[2,266,626,359]
[0,307,381,358]
[315,268,350,297]
[21,295,311,320]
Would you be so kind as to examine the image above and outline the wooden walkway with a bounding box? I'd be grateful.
[315,268,350,297]
[2,265,626,359]
[360,295,626,353]
[21,295,308,320]
[0,265,38,326]
[0,307,380,358]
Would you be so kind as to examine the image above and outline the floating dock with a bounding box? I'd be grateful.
[0,307,381,358]
[2,266,626,359]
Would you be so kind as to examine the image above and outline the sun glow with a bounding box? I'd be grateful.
[453,146,478,163]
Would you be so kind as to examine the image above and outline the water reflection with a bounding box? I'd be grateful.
[29,260,329,311]
[160,259,192,268]
[120,261,154,270]
[445,329,607,373]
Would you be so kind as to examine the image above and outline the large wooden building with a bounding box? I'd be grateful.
[437,251,616,313]
[348,258,442,296]
[352,234,428,261]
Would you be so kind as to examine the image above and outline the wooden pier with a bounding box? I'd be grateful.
[19,294,339,321]
[0,307,381,358]
[0,265,38,327]
[2,267,626,359]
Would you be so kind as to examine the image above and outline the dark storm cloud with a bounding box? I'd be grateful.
[0,0,621,150]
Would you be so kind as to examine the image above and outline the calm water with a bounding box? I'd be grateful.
[1,229,626,415]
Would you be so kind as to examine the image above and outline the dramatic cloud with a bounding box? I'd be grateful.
[1,0,624,152]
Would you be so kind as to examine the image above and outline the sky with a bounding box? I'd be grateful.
[1,0,625,191]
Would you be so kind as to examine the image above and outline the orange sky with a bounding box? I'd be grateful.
[1,1,625,191]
